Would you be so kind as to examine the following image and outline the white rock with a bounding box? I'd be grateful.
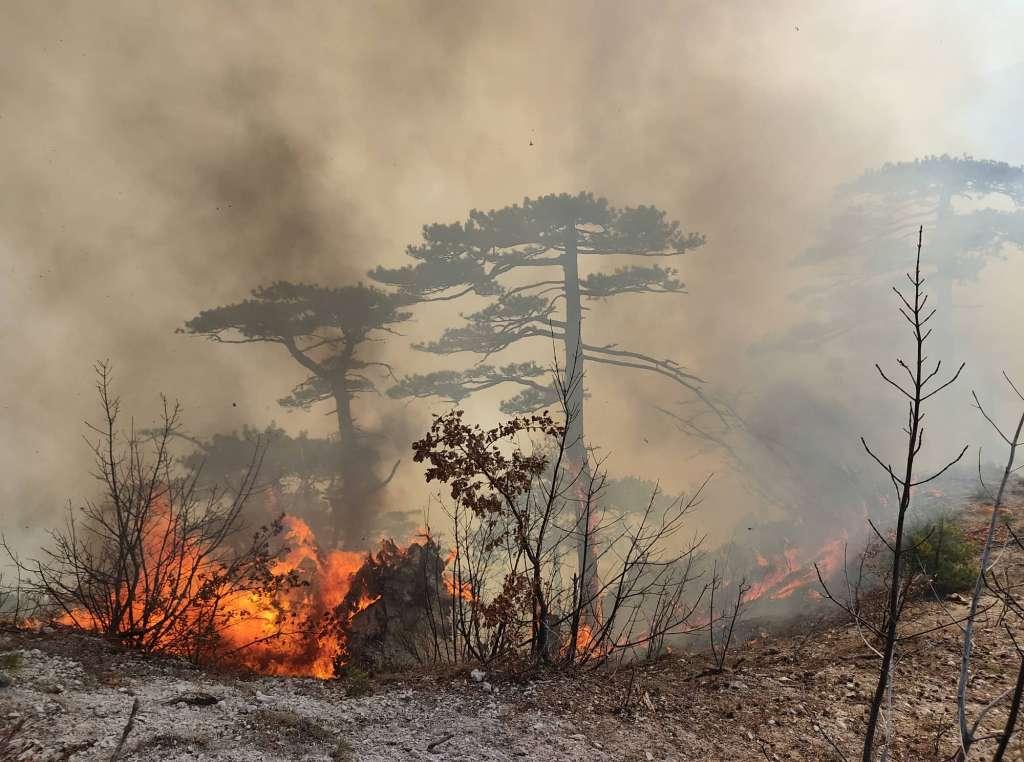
[471,669,486,682]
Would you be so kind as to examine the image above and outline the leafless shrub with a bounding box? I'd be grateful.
[982,522,1024,760]
[0,566,46,628]
[2,362,297,665]
[707,563,751,673]
[412,360,710,669]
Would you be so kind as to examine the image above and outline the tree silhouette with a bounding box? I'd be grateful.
[171,424,335,527]
[181,282,410,547]
[375,192,709,412]
[371,191,711,606]
[800,155,1024,354]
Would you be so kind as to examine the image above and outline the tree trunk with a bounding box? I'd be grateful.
[331,384,364,547]
[561,228,600,624]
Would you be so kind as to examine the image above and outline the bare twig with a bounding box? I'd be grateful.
[109,697,140,761]
[426,733,457,752]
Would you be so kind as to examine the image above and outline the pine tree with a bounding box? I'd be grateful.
[372,191,712,609]
[801,155,1024,356]
[182,282,410,546]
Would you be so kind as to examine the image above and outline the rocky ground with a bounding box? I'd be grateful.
[3,500,1024,761]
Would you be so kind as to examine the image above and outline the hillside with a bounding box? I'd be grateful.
[2,498,1022,761]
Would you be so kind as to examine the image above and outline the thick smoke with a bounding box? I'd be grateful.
[2,2,1023,553]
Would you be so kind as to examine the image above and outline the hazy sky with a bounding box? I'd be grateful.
[3,1,1024,550]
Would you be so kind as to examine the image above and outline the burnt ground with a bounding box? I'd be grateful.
[3,499,1024,761]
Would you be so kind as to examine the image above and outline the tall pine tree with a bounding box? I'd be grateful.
[182,282,410,547]
[801,155,1024,356]
[372,191,713,608]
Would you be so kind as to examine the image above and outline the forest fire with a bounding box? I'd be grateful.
[53,499,405,679]
[221,515,377,679]
[442,550,476,601]
[744,536,847,603]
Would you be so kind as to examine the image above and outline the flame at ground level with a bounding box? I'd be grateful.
[55,507,392,679]
[221,515,372,678]
[744,535,847,604]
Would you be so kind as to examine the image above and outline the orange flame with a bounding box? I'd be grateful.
[744,535,847,603]
[222,515,370,679]
[56,500,383,679]
[444,575,475,601]
[558,622,611,661]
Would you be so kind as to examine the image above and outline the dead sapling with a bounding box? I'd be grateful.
[708,561,751,674]
[816,226,967,761]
